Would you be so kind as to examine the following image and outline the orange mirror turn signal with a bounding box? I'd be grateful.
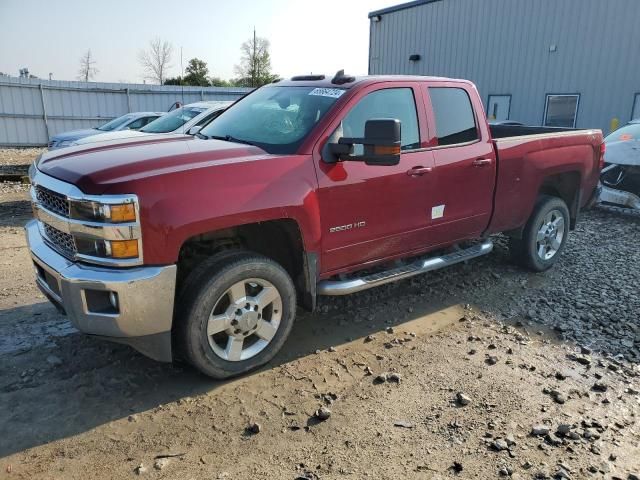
[374,145,401,155]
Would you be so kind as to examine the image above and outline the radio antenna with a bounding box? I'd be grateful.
[180,46,185,133]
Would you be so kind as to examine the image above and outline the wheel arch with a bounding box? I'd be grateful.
[537,170,582,229]
[505,170,582,239]
[176,218,317,312]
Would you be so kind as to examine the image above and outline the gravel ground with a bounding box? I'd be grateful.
[0,179,639,479]
[0,149,45,167]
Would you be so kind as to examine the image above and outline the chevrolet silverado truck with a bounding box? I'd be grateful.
[26,72,603,379]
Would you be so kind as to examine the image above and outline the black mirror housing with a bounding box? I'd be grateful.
[360,118,401,166]
[326,118,402,166]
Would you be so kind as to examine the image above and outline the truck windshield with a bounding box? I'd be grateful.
[96,114,136,131]
[141,107,205,133]
[199,86,344,154]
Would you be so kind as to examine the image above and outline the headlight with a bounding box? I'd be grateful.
[69,200,137,223]
[57,140,76,147]
[75,238,139,259]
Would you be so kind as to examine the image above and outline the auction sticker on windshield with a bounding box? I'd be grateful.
[309,88,345,98]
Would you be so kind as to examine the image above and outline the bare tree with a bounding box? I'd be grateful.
[234,29,278,87]
[78,49,98,82]
[138,38,173,84]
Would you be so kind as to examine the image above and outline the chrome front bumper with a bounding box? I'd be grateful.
[25,220,177,361]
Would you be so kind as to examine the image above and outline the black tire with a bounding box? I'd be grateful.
[509,195,570,272]
[176,251,296,379]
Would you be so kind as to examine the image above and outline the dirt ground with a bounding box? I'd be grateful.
[0,150,639,479]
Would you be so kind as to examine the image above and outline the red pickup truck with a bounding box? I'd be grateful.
[26,72,603,378]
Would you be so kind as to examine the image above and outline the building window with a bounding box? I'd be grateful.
[487,95,511,121]
[632,93,640,121]
[428,87,479,146]
[544,94,579,128]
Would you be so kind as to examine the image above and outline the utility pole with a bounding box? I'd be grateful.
[252,27,257,88]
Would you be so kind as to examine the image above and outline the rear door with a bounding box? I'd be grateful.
[313,83,436,274]
[422,83,496,245]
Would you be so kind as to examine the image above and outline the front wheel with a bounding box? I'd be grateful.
[509,195,570,272]
[177,251,296,379]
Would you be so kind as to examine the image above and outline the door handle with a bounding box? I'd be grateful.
[472,158,493,167]
[407,166,433,176]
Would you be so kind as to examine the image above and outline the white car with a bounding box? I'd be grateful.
[72,101,233,146]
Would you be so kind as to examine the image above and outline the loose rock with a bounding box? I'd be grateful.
[456,392,472,406]
[493,438,509,451]
[153,458,170,470]
[387,372,401,383]
[592,381,608,392]
[314,406,331,421]
[46,355,62,366]
[531,425,550,436]
[246,422,261,434]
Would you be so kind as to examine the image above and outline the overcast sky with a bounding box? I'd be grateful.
[0,0,393,83]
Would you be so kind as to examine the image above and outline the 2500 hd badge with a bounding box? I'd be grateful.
[329,221,366,233]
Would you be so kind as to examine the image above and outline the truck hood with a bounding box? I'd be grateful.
[605,139,640,166]
[36,135,267,194]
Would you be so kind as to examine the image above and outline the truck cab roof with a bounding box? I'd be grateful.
[273,72,472,89]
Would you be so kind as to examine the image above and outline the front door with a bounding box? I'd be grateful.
[487,95,511,122]
[314,85,435,275]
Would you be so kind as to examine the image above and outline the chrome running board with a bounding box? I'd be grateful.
[317,240,493,296]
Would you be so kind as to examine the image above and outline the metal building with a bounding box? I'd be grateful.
[368,0,640,134]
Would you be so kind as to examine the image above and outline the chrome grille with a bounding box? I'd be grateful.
[35,185,69,217]
[43,223,77,257]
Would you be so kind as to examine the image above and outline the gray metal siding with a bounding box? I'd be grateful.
[369,0,640,134]
[0,77,251,147]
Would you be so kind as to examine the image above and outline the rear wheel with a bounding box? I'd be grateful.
[509,195,570,272]
[177,251,296,379]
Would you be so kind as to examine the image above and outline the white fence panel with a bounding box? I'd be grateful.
[0,77,251,146]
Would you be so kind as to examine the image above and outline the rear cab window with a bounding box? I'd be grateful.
[428,87,479,146]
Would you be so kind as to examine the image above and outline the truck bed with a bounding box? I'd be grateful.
[487,126,603,235]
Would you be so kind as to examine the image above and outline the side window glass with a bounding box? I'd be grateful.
[195,110,224,128]
[127,118,145,130]
[336,88,420,152]
[428,87,479,146]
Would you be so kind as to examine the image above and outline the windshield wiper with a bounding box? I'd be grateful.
[207,134,256,147]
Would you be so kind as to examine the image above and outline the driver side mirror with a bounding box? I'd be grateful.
[327,118,401,166]
[187,126,202,136]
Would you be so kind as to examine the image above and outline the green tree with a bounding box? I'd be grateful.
[209,76,232,87]
[234,30,279,87]
[163,76,182,85]
[183,58,210,86]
